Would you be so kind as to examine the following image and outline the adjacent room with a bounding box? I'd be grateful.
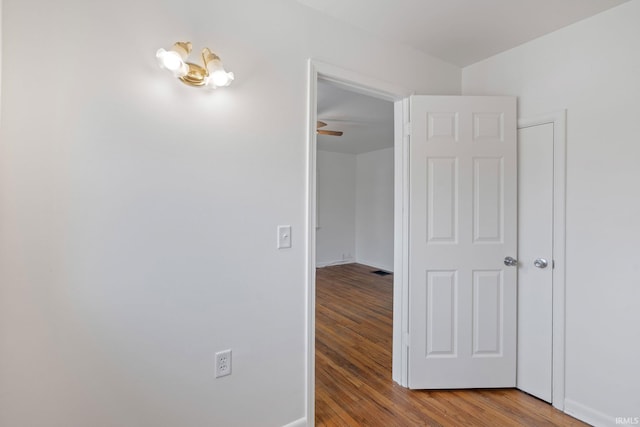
[315,79,394,272]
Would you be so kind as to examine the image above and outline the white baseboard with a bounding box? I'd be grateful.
[565,398,617,427]
[316,259,354,268]
[316,259,394,272]
[282,416,307,427]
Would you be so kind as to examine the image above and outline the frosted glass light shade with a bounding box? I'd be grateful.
[210,70,235,87]
[156,48,188,77]
[205,56,234,88]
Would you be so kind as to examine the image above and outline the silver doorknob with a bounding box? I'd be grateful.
[504,256,518,267]
[534,258,549,269]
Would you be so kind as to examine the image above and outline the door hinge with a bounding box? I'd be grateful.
[404,122,411,137]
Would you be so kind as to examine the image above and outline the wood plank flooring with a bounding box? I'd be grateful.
[315,263,588,426]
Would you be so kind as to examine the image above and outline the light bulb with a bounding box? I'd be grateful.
[210,70,234,87]
[156,48,188,77]
[203,52,234,88]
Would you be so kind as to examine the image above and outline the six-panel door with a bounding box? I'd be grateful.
[408,96,517,389]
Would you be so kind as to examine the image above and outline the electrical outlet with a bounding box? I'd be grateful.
[215,349,232,378]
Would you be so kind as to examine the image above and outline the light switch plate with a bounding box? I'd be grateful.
[277,225,292,249]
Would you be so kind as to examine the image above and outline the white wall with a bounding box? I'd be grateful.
[0,0,460,426]
[356,147,394,271]
[316,147,394,271]
[316,150,356,266]
[463,2,640,425]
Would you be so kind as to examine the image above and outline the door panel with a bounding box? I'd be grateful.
[426,271,457,356]
[517,123,554,402]
[427,158,458,242]
[408,96,517,389]
[472,270,503,356]
[473,157,504,242]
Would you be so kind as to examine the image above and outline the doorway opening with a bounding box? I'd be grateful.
[305,60,410,422]
[314,78,395,421]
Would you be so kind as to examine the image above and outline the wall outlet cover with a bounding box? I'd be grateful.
[215,349,232,378]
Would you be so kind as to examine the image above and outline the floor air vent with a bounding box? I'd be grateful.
[372,270,391,276]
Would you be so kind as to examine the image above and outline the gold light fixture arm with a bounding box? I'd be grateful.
[174,41,192,57]
[179,62,208,87]
[202,48,220,69]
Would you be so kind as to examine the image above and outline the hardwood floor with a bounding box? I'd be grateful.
[315,263,587,427]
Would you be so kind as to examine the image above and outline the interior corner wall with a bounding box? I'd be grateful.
[316,150,356,267]
[462,2,640,425]
[0,0,460,426]
[356,147,394,272]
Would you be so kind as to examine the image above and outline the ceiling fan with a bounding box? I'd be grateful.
[317,121,343,137]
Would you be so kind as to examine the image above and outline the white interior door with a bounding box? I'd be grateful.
[408,96,517,389]
[517,123,554,402]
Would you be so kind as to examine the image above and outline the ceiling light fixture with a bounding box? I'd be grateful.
[156,41,234,89]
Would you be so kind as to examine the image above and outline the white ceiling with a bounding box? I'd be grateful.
[314,0,628,155]
[317,79,394,155]
[296,0,629,66]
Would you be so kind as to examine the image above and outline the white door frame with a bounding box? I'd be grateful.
[305,59,411,424]
[517,110,567,410]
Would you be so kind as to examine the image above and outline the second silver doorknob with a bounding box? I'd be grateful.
[534,258,548,269]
